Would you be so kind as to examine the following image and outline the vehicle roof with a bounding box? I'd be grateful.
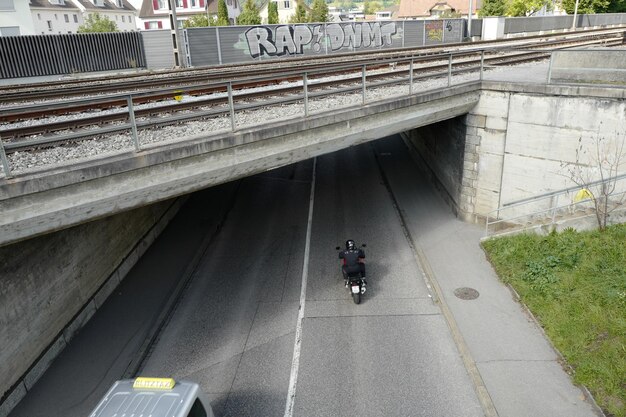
[89,379,204,417]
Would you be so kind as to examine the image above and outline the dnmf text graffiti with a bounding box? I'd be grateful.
[245,22,397,59]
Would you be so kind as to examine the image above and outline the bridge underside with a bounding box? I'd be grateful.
[0,85,480,247]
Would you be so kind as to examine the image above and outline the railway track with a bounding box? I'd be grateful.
[0,29,623,173]
[0,26,623,104]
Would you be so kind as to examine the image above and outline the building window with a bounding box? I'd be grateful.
[283,0,290,8]
[73,14,78,22]
[47,20,53,31]
[0,26,20,36]
[37,13,41,20]
[148,21,159,29]
[157,0,167,9]
[190,0,197,6]
[116,0,123,7]
[55,14,58,20]
[64,14,69,22]
[0,0,15,12]
[122,15,125,22]
[176,0,183,7]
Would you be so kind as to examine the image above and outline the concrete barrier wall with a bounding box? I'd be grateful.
[0,197,182,404]
[550,49,626,85]
[465,84,626,222]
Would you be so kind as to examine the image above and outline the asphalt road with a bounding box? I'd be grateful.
[141,138,483,416]
[9,136,483,417]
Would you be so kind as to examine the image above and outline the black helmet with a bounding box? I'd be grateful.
[345,239,356,250]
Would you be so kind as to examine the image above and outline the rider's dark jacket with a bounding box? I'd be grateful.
[339,248,366,277]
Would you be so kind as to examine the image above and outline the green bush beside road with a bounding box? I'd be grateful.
[482,225,626,417]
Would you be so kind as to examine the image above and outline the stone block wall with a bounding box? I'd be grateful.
[0,198,183,404]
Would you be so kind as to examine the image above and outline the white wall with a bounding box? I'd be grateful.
[31,9,83,34]
[95,10,138,31]
[0,0,36,35]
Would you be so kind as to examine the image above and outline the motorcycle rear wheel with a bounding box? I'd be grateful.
[352,291,361,304]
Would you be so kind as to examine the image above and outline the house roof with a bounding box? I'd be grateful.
[29,0,80,9]
[74,0,136,12]
[397,0,479,17]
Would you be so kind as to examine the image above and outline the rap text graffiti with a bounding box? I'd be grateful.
[245,22,397,59]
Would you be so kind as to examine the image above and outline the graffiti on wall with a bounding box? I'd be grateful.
[245,22,397,59]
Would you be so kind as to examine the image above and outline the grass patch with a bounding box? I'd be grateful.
[482,224,626,417]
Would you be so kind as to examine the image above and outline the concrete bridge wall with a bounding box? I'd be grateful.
[402,83,626,225]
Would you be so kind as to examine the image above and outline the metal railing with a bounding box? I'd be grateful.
[0,50,488,179]
[485,173,626,236]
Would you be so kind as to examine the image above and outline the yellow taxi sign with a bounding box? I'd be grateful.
[133,377,176,390]
[174,91,184,102]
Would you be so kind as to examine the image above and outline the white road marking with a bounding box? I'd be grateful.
[284,158,316,417]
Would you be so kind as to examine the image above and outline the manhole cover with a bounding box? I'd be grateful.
[454,287,480,300]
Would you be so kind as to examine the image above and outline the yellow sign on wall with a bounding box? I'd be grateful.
[574,188,593,202]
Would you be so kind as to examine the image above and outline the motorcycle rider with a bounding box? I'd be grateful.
[338,239,366,287]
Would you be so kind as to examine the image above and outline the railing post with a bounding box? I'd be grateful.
[480,50,485,81]
[448,54,452,86]
[362,64,366,105]
[0,137,12,179]
[127,96,140,152]
[547,51,554,84]
[408,59,414,95]
[227,82,236,131]
[551,194,559,226]
[303,72,309,117]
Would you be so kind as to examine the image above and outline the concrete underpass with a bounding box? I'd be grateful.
[1,70,624,417]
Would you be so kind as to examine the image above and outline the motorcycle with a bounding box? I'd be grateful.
[336,243,367,304]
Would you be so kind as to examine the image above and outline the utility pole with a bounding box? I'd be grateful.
[467,0,473,39]
[572,0,580,30]
[169,0,187,68]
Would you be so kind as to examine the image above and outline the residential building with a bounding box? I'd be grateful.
[375,4,398,20]
[29,0,83,34]
[138,0,240,30]
[259,0,297,24]
[72,0,137,31]
[0,0,36,36]
[398,0,480,19]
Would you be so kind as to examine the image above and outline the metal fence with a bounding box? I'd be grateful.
[504,12,626,34]
[185,20,467,66]
[0,32,146,79]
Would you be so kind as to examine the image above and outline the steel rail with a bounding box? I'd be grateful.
[0,48,546,136]
[0,49,561,151]
[3,36,622,125]
[1,28,623,103]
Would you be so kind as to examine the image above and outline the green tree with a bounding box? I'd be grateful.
[289,0,308,23]
[363,0,383,13]
[268,0,279,23]
[561,0,611,13]
[479,0,507,16]
[505,0,551,16]
[309,0,329,22]
[237,0,261,25]
[77,13,118,33]
[607,0,626,12]
[183,14,213,27]
[217,0,230,25]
